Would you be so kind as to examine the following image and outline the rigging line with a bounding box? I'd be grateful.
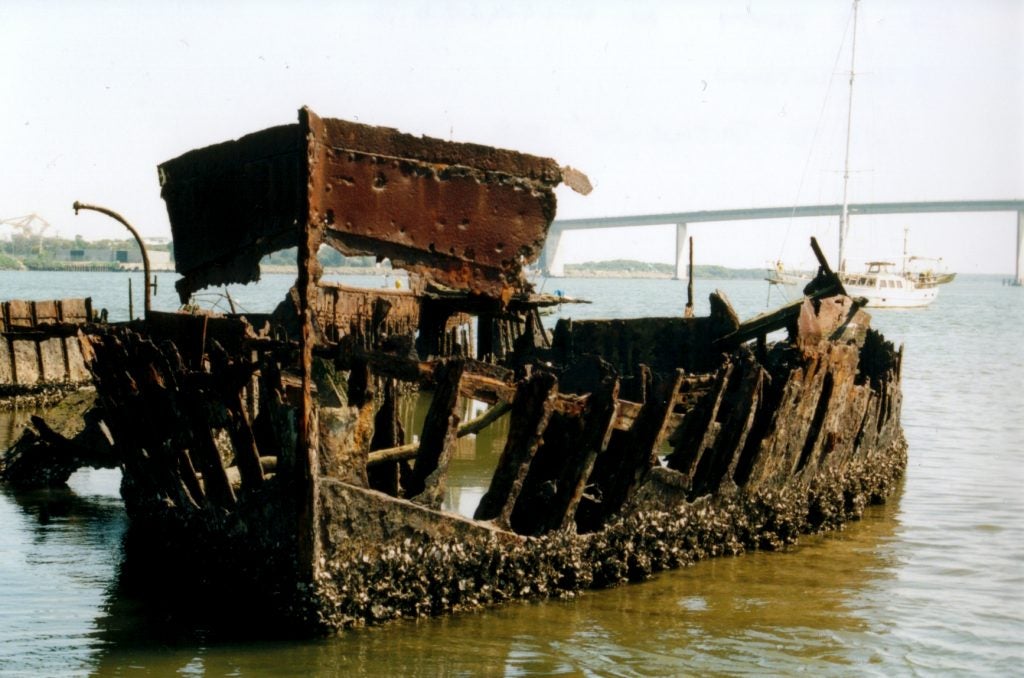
[778,4,856,260]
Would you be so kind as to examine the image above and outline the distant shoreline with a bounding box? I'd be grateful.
[3,265,999,280]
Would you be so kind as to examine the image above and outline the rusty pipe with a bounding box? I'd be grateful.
[73,201,153,317]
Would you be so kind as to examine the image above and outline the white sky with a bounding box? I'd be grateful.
[1,0,1021,273]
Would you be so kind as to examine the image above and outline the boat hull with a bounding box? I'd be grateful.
[1,110,908,635]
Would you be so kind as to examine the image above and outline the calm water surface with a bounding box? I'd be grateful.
[1,271,1021,675]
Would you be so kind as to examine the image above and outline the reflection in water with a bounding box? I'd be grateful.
[0,407,37,451]
[0,470,125,677]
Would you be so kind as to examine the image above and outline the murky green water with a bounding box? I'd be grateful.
[1,271,1021,675]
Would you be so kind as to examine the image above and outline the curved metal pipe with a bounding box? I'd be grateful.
[73,201,153,316]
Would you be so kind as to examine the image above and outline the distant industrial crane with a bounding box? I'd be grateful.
[0,213,52,254]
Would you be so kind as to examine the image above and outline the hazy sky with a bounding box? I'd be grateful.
[2,0,1021,273]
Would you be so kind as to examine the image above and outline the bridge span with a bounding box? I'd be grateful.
[543,200,1024,284]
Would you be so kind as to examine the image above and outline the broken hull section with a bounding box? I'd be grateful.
[84,289,905,632]
[3,108,907,633]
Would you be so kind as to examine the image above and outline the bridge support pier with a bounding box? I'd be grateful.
[1016,211,1023,286]
[543,226,565,277]
[674,223,688,280]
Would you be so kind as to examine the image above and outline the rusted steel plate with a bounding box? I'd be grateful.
[306,109,564,299]
[159,124,306,301]
[160,108,575,301]
[315,282,420,344]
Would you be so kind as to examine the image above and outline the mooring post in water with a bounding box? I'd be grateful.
[72,202,154,317]
[128,277,134,320]
[685,236,695,318]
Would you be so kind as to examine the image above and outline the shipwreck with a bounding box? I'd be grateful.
[1,108,906,632]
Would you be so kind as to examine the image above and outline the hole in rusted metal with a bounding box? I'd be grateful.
[458,219,470,231]
[374,172,388,189]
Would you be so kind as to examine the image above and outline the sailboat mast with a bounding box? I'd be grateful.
[838,0,860,274]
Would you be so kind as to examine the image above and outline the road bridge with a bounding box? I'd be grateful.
[543,200,1024,284]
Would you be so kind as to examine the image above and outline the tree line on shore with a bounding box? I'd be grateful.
[1,235,766,279]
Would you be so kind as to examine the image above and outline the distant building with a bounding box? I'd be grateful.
[121,250,174,271]
[56,247,143,264]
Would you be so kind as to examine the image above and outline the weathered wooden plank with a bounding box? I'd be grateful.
[33,301,59,325]
[58,298,91,323]
[65,336,90,382]
[175,447,205,505]
[367,378,405,496]
[406,360,465,508]
[39,337,67,382]
[0,338,12,384]
[186,398,238,507]
[548,375,619,533]
[574,367,675,532]
[507,370,619,536]
[474,371,557,527]
[11,340,40,385]
[5,300,34,328]
[611,399,643,431]
[686,357,764,497]
[207,343,265,491]
[460,372,517,404]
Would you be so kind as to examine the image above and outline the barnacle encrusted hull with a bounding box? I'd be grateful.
[4,109,907,634]
[88,287,905,633]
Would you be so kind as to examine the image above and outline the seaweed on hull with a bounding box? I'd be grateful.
[3,108,907,633]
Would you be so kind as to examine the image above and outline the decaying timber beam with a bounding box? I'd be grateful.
[506,372,618,536]
[367,378,405,495]
[404,361,465,508]
[802,236,847,298]
[474,372,558,528]
[715,283,847,351]
[714,238,849,350]
[574,366,670,531]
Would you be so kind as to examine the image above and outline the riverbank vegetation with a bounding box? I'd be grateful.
[565,259,770,280]
[2,235,770,279]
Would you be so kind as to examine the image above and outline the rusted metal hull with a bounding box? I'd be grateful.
[2,110,906,633]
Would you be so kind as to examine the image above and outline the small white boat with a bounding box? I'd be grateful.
[842,261,937,308]
[770,1,942,310]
